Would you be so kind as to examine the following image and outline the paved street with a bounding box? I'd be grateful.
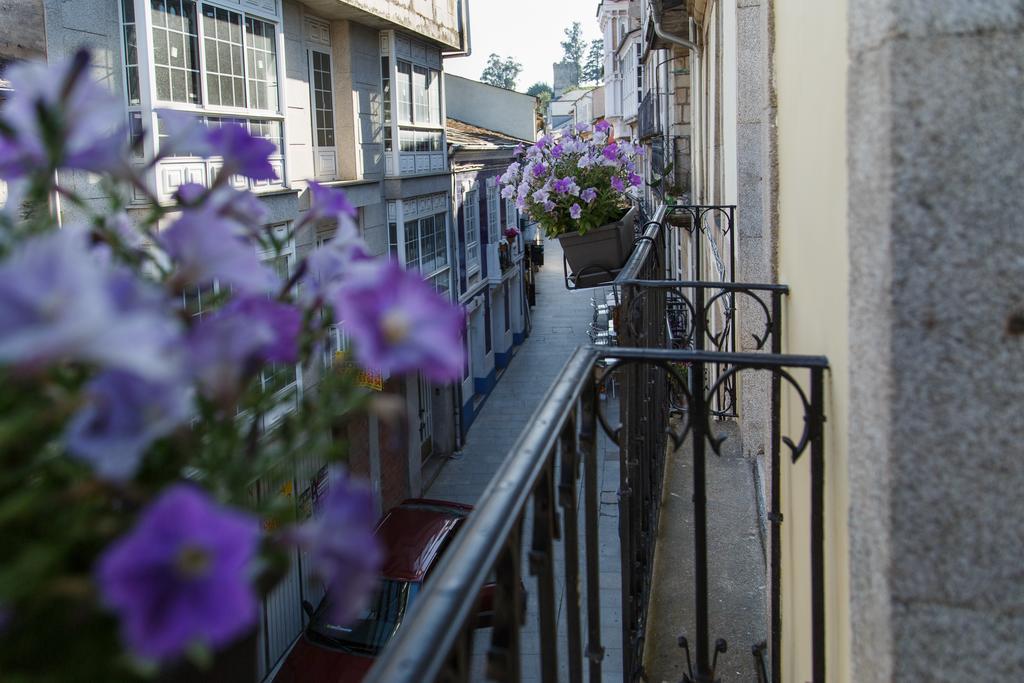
[426,236,624,682]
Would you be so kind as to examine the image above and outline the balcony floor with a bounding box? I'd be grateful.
[643,420,768,683]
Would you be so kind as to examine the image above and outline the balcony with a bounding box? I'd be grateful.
[364,206,829,683]
[499,241,515,274]
[638,90,661,141]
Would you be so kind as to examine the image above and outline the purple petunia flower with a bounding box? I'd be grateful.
[155,112,277,181]
[207,124,278,181]
[221,296,301,364]
[499,162,520,185]
[570,203,583,220]
[581,187,598,204]
[0,228,182,378]
[532,163,548,178]
[333,260,465,382]
[66,370,192,481]
[629,172,643,187]
[187,295,300,401]
[552,177,572,194]
[551,143,564,159]
[500,184,516,199]
[603,142,619,161]
[97,485,260,661]
[306,181,358,236]
[575,122,592,133]
[595,120,611,133]
[175,183,268,234]
[301,228,374,305]
[160,207,278,295]
[0,50,127,181]
[543,200,557,213]
[288,468,382,624]
[611,176,626,192]
[532,188,550,205]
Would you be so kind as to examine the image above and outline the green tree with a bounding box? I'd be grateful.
[480,53,523,90]
[583,39,604,83]
[526,82,554,128]
[560,22,585,86]
[526,82,554,100]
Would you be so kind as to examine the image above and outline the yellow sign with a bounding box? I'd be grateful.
[334,351,384,391]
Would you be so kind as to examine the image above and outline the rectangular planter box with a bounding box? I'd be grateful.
[557,206,638,280]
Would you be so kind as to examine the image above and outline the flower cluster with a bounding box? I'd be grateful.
[504,225,520,241]
[0,51,465,678]
[499,121,643,237]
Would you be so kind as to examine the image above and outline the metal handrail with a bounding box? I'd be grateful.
[364,346,600,683]
[364,344,829,683]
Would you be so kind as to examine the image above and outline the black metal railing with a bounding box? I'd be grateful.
[364,208,830,683]
[362,344,828,683]
[638,90,660,140]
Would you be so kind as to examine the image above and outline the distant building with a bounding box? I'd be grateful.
[552,59,580,98]
[444,77,536,438]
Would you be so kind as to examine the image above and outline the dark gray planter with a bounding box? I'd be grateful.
[556,206,638,281]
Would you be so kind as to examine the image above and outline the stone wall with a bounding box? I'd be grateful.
[847,2,1024,680]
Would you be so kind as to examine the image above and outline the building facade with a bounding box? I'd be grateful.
[444,75,536,439]
[0,0,470,676]
[618,1,1024,681]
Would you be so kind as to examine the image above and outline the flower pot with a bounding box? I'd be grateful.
[557,206,638,283]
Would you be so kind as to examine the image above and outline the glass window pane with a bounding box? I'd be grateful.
[155,66,171,99]
[151,0,167,27]
[396,61,412,124]
[413,66,428,123]
[170,69,186,101]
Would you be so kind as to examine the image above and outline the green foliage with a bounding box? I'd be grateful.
[583,39,604,83]
[526,82,554,99]
[560,22,585,85]
[480,53,523,90]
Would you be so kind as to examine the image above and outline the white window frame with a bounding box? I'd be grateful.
[463,183,480,276]
[379,30,446,177]
[307,44,338,180]
[138,0,287,189]
[486,177,501,245]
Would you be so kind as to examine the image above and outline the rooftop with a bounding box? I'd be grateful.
[445,118,531,150]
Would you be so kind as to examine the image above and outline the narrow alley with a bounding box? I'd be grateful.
[427,236,624,682]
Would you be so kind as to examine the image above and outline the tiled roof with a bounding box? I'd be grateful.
[446,118,531,149]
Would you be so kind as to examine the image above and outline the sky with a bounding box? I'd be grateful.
[444,0,604,93]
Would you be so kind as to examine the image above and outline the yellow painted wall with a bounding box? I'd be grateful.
[773,1,850,682]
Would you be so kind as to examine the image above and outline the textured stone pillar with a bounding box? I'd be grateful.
[735,0,776,484]
[847,3,1024,680]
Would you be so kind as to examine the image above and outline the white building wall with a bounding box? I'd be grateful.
[444,74,536,140]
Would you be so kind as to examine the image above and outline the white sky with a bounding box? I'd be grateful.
[444,0,604,93]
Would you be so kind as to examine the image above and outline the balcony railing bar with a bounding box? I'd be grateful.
[362,344,828,683]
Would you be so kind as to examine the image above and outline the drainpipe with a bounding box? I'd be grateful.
[649,3,701,202]
[442,0,472,58]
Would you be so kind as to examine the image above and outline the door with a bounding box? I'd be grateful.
[308,48,337,180]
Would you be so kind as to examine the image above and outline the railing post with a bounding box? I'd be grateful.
[487,521,524,683]
[690,278,714,683]
[559,411,584,683]
[810,368,826,683]
[769,291,783,683]
[530,458,561,683]
[581,371,604,683]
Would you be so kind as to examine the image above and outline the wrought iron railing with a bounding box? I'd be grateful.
[361,342,828,683]
[364,208,830,683]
